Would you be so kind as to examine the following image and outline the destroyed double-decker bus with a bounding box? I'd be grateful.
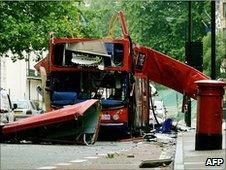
[33,12,152,135]
[35,35,150,134]
[34,11,210,137]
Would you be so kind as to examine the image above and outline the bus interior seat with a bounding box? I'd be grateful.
[51,91,77,107]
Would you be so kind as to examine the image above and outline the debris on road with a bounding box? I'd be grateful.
[127,154,135,158]
[154,133,176,144]
[107,153,115,159]
[156,118,173,133]
[139,158,173,168]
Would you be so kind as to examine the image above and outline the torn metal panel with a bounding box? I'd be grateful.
[1,99,101,145]
[65,41,109,56]
[34,55,49,73]
[135,46,210,99]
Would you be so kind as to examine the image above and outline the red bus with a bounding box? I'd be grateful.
[35,36,150,134]
[35,11,208,136]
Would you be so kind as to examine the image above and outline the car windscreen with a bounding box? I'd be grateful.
[13,101,29,109]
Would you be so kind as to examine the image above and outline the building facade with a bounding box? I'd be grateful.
[0,56,7,89]
[0,51,44,108]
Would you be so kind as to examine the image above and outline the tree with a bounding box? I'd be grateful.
[1,0,211,64]
[0,1,99,61]
[203,32,225,77]
[118,1,209,61]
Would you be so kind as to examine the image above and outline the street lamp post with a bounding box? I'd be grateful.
[184,1,192,127]
[211,0,216,80]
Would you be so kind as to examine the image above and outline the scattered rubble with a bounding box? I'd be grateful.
[127,154,135,158]
[106,152,119,159]
[139,158,173,168]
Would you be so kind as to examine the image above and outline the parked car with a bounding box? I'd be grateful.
[12,100,41,121]
[0,88,14,125]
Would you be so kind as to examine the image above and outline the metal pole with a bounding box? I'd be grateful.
[211,0,216,79]
[27,54,31,100]
[184,1,192,127]
[187,98,191,127]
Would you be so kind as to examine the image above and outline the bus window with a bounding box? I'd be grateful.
[52,41,124,68]
[53,43,65,66]
[113,43,124,66]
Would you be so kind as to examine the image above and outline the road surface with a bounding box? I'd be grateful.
[0,141,138,170]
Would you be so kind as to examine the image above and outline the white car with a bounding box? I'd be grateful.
[12,100,41,121]
[0,88,14,125]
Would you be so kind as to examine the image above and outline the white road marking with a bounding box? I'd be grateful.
[69,159,87,163]
[122,149,128,152]
[84,156,99,159]
[54,163,71,166]
[37,166,56,169]
[98,153,107,156]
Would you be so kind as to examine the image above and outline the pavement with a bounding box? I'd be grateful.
[174,120,226,170]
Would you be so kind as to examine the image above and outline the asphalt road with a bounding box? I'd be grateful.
[0,141,137,170]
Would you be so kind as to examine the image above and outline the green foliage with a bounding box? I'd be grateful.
[85,0,209,62]
[118,1,208,61]
[87,0,217,76]
[203,32,225,77]
[0,0,215,75]
[0,1,98,60]
[85,0,122,37]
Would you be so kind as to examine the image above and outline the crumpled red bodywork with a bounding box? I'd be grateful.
[135,46,210,99]
[1,100,101,144]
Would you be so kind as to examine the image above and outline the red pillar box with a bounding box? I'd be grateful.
[195,80,226,150]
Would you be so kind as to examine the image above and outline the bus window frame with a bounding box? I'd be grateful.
[49,38,131,73]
